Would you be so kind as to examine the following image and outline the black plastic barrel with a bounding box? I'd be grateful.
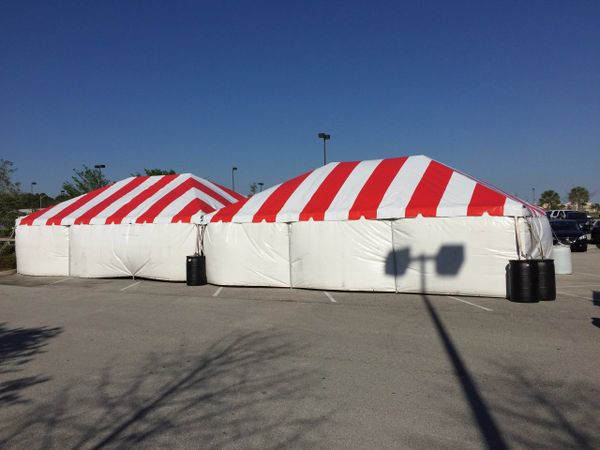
[186,255,207,286]
[536,259,556,301]
[508,260,539,303]
[507,259,556,302]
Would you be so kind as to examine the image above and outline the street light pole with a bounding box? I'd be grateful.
[318,132,331,166]
[39,194,46,210]
[232,167,238,192]
[30,181,37,194]
[532,187,536,204]
[94,164,106,178]
[258,182,264,192]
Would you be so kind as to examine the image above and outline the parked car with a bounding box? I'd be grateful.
[546,210,592,232]
[591,220,600,246]
[549,220,588,252]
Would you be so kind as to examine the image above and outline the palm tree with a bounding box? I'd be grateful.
[539,190,561,209]
[568,186,590,211]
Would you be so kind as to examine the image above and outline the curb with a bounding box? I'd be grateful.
[0,269,16,276]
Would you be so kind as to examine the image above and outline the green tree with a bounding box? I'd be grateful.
[134,168,177,176]
[248,182,258,196]
[538,190,561,209]
[568,186,590,210]
[0,160,21,231]
[62,165,111,197]
[0,159,20,193]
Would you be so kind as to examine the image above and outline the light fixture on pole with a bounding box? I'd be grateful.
[258,182,264,192]
[30,181,37,194]
[318,132,331,166]
[94,164,106,176]
[232,167,238,192]
[532,187,536,204]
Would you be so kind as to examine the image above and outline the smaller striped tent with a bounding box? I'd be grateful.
[203,155,552,296]
[16,174,244,280]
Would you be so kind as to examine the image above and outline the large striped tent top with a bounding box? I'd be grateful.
[206,155,544,223]
[19,174,245,226]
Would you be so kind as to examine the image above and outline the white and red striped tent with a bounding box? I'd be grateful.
[203,155,552,296]
[205,155,544,223]
[19,173,244,226]
[16,174,244,280]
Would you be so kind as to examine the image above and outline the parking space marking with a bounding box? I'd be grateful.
[120,281,142,291]
[448,296,493,312]
[577,272,600,279]
[212,287,223,297]
[49,277,70,285]
[323,291,337,303]
[559,284,600,289]
[557,290,593,301]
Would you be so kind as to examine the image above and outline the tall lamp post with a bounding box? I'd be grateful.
[232,167,238,192]
[30,182,37,212]
[94,164,106,177]
[318,132,331,166]
[258,182,264,192]
[532,187,536,205]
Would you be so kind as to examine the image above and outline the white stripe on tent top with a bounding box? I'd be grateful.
[59,177,138,226]
[190,175,239,204]
[120,175,190,224]
[88,176,162,225]
[30,194,86,226]
[231,183,282,222]
[376,155,431,219]
[323,159,382,221]
[276,163,338,222]
[152,187,227,224]
[435,171,477,217]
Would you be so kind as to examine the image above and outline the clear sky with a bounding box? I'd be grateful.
[1,0,599,202]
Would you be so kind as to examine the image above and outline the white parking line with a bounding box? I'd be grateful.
[213,287,223,297]
[577,272,600,279]
[557,290,593,301]
[448,296,493,312]
[323,291,337,303]
[49,277,70,285]
[120,281,142,291]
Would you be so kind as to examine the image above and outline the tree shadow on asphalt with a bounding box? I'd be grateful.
[482,363,600,449]
[0,330,330,449]
[0,323,62,407]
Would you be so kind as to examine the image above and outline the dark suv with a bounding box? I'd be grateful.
[550,220,588,252]
[591,221,600,246]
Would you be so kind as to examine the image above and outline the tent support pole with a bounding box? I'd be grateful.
[287,223,293,289]
[390,220,398,293]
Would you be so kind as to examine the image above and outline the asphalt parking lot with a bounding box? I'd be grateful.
[1,248,599,449]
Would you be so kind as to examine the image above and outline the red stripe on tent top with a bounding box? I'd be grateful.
[19,205,55,226]
[73,177,149,225]
[348,157,407,220]
[252,172,312,222]
[135,178,219,224]
[46,185,113,225]
[405,161,454,217]
[299,161,360,221]
[467,183,507,216]
[212,181,245,202]
[210,197,250,222]
[171,198,215,223]
[105,175,179,224]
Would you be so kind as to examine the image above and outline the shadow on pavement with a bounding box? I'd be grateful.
[0,323,62,407]
[0,330,329,449]
[483,363,600,449]
[593,291,600,329]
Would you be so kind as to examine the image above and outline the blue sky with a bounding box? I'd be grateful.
[1,0,599,202]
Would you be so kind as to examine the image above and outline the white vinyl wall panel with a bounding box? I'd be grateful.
[290,220,395,291]
[69,223,197,280]
[16,225,70,276]
[392,216,517,296]
[204,222,290,287]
